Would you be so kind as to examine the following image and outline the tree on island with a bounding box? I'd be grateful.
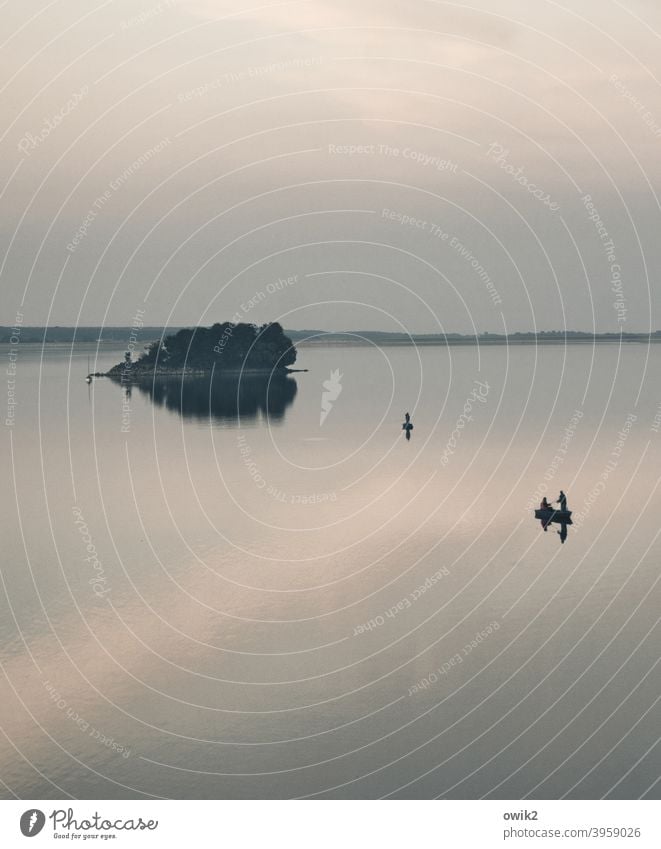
[126,321,297,373]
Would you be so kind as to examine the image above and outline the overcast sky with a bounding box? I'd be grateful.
[2,0,661,333]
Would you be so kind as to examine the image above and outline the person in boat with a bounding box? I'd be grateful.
[539,497,552,531]
[556,490,567,512]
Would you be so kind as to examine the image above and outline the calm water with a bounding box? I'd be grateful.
[1,341,660,799]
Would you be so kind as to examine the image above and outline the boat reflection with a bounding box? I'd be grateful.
[534,508,572,545]
[110,372,297,424]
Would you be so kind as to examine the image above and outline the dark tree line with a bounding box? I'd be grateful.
[136,322,297,371]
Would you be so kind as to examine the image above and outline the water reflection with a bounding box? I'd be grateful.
[110,372,297,424]
[535,508,572,545]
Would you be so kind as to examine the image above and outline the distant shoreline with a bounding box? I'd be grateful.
[293,330,661,345]
[1,327,659,345]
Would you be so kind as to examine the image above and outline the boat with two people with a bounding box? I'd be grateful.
[534,491,572,543]
[534,490,572,524]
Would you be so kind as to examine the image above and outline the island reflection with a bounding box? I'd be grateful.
[113,372,298,425]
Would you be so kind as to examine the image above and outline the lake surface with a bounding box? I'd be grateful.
[1,341,660,799]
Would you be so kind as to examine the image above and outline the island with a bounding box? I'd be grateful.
[102,322,299,380]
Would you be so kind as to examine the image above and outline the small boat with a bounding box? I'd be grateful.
[534,508,572,524]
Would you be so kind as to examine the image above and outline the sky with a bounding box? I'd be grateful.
[1,0,661,333]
